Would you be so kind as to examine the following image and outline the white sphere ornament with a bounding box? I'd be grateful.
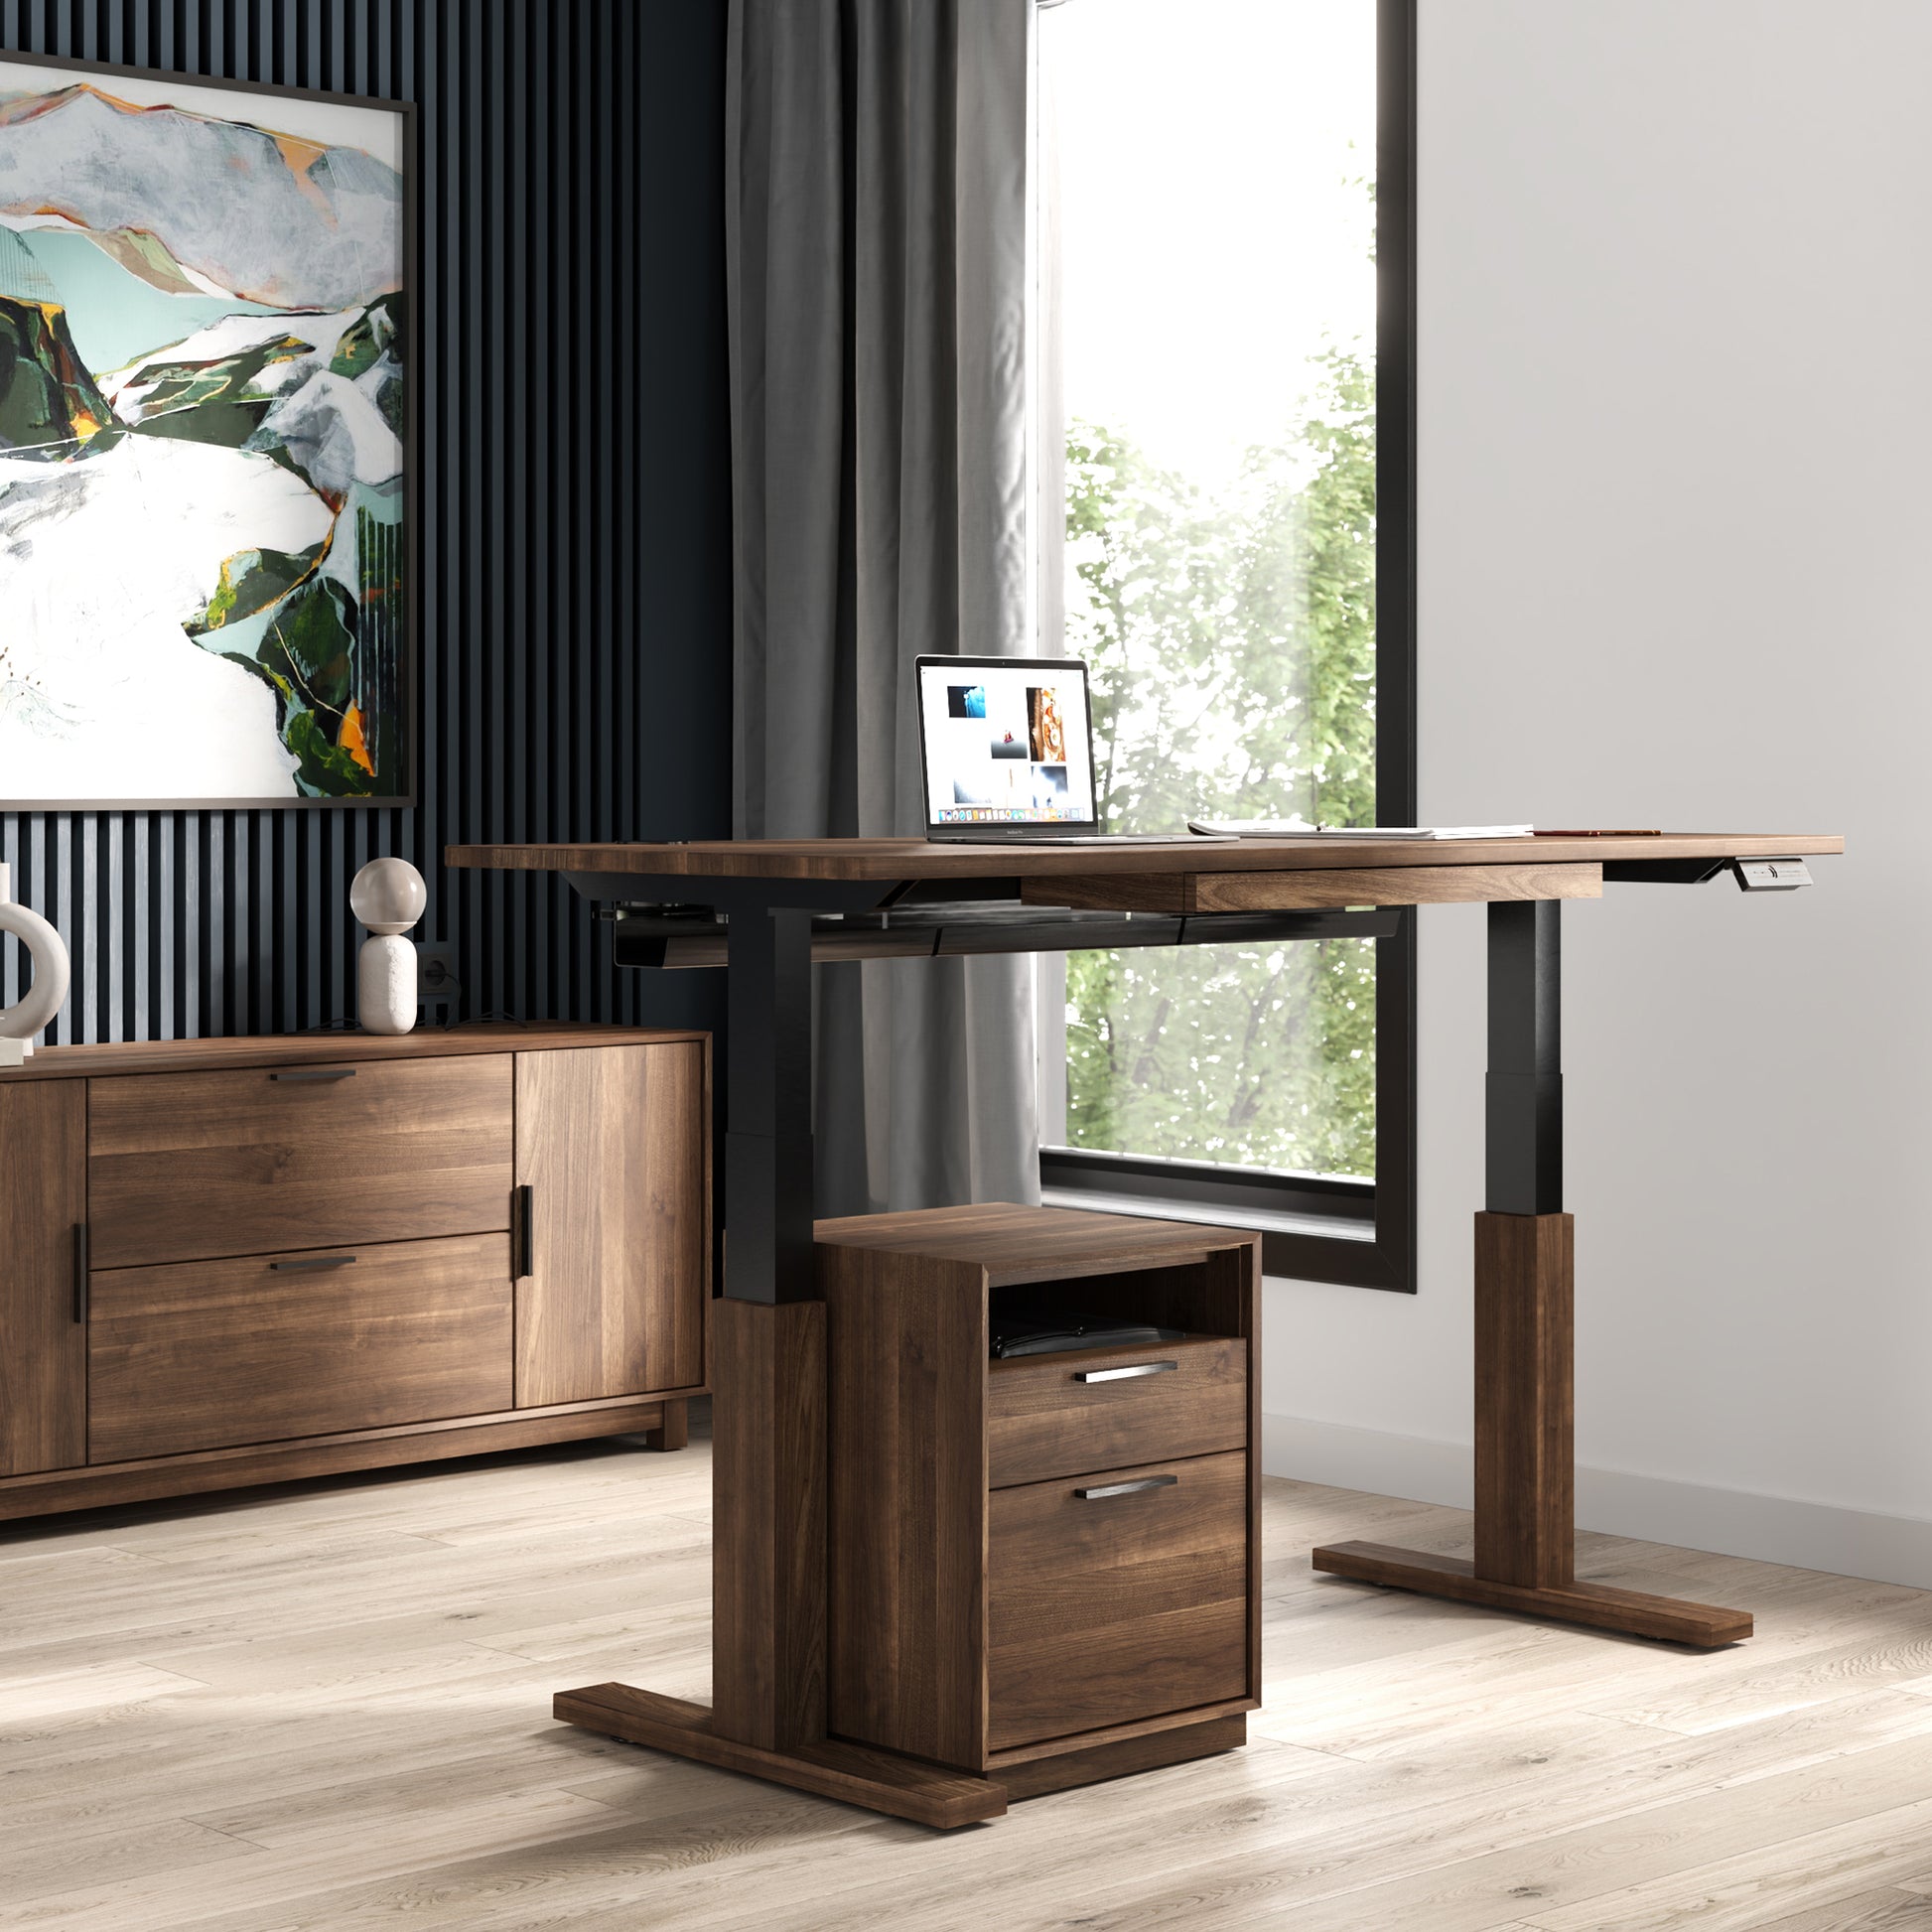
[0,862,69,1064]
[351,858,427,1035]
[349,856,429,935]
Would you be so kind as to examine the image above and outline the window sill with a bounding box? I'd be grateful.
[1038,1182,1375,1244]
[1037,1143,1407,1291]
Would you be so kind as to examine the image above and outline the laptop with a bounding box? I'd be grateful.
[915,654,1230,845]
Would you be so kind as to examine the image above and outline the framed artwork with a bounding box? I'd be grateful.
[0,52,413,808]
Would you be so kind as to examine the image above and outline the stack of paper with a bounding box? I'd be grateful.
[1187,820,1533,841]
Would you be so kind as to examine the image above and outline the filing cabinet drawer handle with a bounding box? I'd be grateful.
[1074,1474,1179,1501]
[270,1256,359,1271]
[270,1068,357,1083]
[1073,1360,1177,1384]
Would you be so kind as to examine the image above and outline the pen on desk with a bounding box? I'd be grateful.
[1531,828,1664,837]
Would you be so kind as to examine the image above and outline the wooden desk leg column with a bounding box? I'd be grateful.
[711,1293,825,1750]
[552,904,1006,1829]
[1476,1210,1574,1589]
[1314,901,1751,1647]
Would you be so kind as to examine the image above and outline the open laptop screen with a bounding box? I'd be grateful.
[916,657,1098,829]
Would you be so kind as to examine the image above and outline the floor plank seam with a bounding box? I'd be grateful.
[175,1819,276,1852]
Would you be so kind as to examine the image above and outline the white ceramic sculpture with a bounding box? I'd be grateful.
[350,857,428,1035]
[0,862,70,1065]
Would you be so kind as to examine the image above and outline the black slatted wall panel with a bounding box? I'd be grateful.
[0,0,734,1045]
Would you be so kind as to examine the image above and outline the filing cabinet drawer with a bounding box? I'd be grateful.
[987,1449,1249,1751]
[87,1233,513,1462]
[987,1334,1247,1488]
[88,1056,514,1268]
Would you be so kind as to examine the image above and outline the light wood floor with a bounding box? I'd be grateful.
[7,1413,1932,1931]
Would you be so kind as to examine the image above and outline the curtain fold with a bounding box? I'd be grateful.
[728,0,1040,1216]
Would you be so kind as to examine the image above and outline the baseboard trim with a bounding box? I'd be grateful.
[1266,1412,1932,1592]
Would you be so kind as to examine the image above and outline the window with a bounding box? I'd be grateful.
[1033,0,1416,1290]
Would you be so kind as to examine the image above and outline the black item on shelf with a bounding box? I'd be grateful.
[989,1314,1187,1360]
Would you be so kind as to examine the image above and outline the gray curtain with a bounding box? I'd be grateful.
[727,0,1041,1216]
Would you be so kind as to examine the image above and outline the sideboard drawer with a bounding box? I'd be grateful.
[88,1056,514,1268]
[87,1233,513,1462]
[988,1335,1247,1489]
[987,1449,1249,1752]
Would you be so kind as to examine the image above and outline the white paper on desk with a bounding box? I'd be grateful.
[1187,820,1534,841]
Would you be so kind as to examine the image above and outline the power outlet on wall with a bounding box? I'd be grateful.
[417,942,460,1019]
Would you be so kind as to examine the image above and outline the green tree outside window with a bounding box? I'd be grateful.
[1062,345,1378,1178]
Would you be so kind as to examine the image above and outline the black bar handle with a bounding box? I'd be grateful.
[270,1068,357,1083]
[270,1256,358,1272]
[1074,1474,1179,1502]
[73,1223,87,1324]
[514,1184,535,1279]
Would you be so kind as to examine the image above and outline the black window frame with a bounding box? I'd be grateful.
[1037,0,1419,1295]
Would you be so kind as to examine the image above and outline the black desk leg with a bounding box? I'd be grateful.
[725,905,816,1306]
[1478,899,1571,1588]
[1485,898,1563,1217]
[710,905,826,1746]
[1313,898,1753,1646]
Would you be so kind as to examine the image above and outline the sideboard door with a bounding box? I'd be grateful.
[513,1044,707,1407]
[0,1082,86,1475]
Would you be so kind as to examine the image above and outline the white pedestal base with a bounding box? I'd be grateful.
[358,934,419,1035]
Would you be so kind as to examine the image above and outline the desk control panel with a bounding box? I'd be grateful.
[1734,858,1813,892]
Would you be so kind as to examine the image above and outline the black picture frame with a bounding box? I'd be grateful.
[0,46,417,812]
[1037,0,1419,1294]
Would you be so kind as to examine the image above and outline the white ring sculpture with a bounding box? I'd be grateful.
[0,898,70,1043]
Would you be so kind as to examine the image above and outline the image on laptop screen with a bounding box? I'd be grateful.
[917,660,1098,827]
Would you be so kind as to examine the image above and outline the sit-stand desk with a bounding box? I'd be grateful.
[449,832,1843,1826]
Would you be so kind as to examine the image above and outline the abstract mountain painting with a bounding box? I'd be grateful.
[0,59,408,804]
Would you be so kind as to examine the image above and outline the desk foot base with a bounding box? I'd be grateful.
[553,1682,1008,1830]
[1311,1542,1752,1647]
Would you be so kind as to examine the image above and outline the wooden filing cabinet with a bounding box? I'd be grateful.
[820,1204,1261,1799]
[0,1025,710,1522]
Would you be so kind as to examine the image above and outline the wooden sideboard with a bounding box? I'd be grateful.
[0,1024,710,1522]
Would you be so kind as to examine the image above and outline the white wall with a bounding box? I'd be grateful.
[1264,0,1932,1585]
